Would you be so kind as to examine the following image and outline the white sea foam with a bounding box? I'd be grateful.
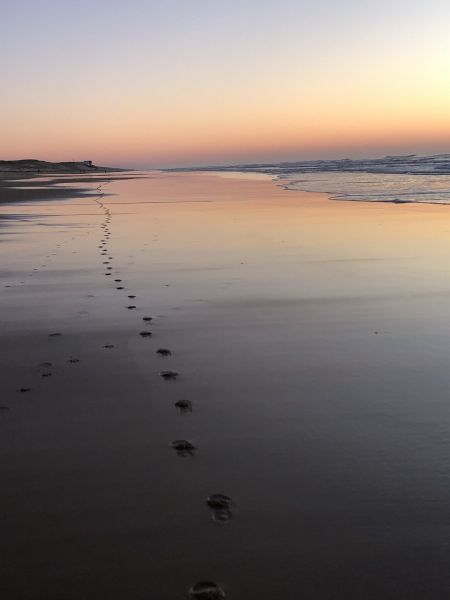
[176,154,450,204]
[279,171,450,204]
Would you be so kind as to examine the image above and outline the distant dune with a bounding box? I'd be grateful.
[0,159,125,173]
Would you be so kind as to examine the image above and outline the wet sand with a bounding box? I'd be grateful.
[0,171,143,203]
[2,172,450,598]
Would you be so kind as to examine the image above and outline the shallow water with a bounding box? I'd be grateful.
[2,172,450,599]
[282,171,450,204]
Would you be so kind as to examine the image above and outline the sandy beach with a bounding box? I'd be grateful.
[2,171,450,599]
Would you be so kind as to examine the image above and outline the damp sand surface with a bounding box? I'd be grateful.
[2,172,450,598]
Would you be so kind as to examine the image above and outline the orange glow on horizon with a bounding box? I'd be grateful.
[2,1,449,167]
[3,75,450,167]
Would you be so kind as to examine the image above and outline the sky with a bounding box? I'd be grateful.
[1,0,449,168]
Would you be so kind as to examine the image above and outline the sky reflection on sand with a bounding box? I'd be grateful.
[2,172,450,598]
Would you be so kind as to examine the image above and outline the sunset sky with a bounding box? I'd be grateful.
[1,0,449,168]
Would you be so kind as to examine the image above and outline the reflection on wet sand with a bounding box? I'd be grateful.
[2,172,450,598]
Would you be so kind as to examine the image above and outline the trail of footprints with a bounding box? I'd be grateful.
[95,195,229,599]
[5,184,229,600]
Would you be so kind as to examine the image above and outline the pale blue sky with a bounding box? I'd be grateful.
[1,0,449,166]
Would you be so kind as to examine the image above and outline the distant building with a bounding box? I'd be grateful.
[83,160,93,168]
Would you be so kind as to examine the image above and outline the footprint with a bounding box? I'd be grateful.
[128,295,136,299]
[206,494,233,522]
[67,358,80,364]
[142,317,152,322]
[18,388,32,393]
[157,348,172,356]
[139,331,152,338]
[48,333,62,338]
[175,399,192,413]
[212,509,233,522]
[160,370,178,380]
[41,373,52,378]
[103,344,115,349]
[206,494,232,510]
[127,305,136,310]
[38,362,53,369]
[116,287,124,290]
[171,439,196,457]
[189,582,226,600]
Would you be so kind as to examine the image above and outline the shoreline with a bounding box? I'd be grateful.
[3,167,450,208]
